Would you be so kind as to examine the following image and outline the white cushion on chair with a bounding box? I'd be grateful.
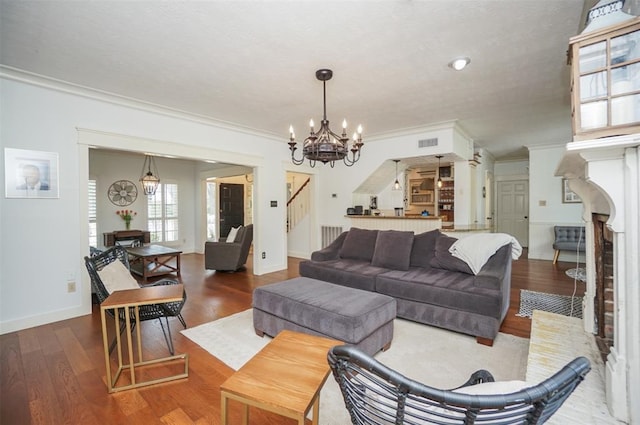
[98,260,140,294]
[226,226,241,243]
[454,380,529,395]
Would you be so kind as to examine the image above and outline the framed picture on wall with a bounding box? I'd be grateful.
[4,148,59,199]
[562,178,581,203]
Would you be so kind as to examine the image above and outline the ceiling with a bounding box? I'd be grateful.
[0,1,594,160]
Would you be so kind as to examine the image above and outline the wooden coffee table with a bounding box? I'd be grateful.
[126,245,182,283]
[220,330,340,425]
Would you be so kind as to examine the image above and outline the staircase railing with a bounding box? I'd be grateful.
[287,178,311,232]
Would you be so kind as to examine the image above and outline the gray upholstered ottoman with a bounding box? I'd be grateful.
[252,277,396,355]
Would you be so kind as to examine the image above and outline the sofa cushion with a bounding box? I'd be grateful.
[376,267,502,318]
[453,380,529,395]
[339,228,379,261]
[409,229,440,268]
[299,259,387,292]
[226,226,241,243]
[429,235,473,274]
[371,230,414,271]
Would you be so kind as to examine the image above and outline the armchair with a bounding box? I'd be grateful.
[84,245,187,355]
[205,224,253,271]
[328,344,590,425]
[552,226,585,264]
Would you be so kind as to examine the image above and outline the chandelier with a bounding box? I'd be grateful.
[289,69,363,167]
[139,155,160,195]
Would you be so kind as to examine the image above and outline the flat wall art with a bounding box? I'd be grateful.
[4,148,59,199]
[562,178,581,204]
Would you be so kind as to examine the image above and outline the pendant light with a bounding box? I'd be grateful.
[139,155,160,195]
[392,160,402,191]
[436,155,443,188]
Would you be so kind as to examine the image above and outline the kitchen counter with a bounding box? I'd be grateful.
[346,215,440,220]
[346,215,441,232]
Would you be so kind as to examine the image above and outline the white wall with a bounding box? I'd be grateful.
[0,75,290,334]
[494,159,529,177]
[314,123,470,239]
[528,145,584,261]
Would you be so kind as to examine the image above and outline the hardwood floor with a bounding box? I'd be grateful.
[1,251,585,425]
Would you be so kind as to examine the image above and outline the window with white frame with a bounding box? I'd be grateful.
[148,182,179,243]
[89,179,97,247]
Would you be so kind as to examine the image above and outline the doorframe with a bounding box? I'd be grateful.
[484,170,494,230]
[199,165,254,251]
[78,128,263,277]
[282,161,320,258]
[494,174,529,245]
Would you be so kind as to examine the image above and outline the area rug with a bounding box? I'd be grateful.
[517,289,583,319]
[565,267,587,282]
[182,309,529,425]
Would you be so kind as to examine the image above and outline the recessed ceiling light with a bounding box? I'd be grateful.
[448,57,470,71]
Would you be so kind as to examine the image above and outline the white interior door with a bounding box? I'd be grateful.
[496,180,529,247]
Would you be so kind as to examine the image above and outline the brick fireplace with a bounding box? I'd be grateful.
[593,213,614,360]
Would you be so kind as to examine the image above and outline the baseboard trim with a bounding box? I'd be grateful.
[0,305,91,335]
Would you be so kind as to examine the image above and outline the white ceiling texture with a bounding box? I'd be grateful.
[0,1,594,160]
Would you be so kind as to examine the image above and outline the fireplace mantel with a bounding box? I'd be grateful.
[556,133,640,423]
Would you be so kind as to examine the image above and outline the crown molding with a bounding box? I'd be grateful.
[0,65,281,142]
[365,120,470,142]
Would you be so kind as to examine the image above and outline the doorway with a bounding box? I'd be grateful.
[219,183,244,238]
[496,179,529,247]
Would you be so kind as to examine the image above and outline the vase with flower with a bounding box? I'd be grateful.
[116,209,137,230]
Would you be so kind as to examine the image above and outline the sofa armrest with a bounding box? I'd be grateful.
[311,231,348,261]
[474,245,512,291]
[475,244,512,321]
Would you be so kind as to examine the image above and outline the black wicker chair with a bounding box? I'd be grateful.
[84,245,187,355]
[328,344,590,425]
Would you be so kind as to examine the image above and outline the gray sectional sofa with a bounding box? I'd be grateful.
[299,228,514,345]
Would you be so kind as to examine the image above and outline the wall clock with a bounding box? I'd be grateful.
[108,180,138,206]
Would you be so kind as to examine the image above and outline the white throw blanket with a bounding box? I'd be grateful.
[449,233,522,275]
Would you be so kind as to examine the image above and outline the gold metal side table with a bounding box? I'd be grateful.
[100,284,188,392]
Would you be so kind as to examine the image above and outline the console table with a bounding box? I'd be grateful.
[103,230,150,247]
